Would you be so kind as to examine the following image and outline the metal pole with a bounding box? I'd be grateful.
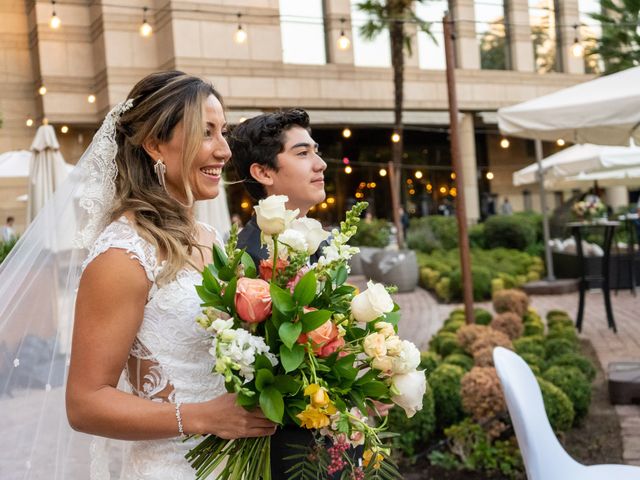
[443,12,474,325]
[535,139,555,280]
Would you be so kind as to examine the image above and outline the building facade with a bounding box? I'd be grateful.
[1,0,622,231]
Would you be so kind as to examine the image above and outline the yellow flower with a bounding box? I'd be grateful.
[362,449,384,469]
[296,405,331,429]
[305,384,330,408]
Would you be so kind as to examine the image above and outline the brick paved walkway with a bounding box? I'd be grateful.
[349,276,640,466]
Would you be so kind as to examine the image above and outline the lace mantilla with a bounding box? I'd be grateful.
[76,99,134,249]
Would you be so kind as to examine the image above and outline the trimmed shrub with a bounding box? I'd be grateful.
[484,215,537,250]
[520,353,545,374]
[387,379,436,456]
[429,331,456,353]
[523,309,542,324]
[490,312,524,340]
[460,367,507,437]
[456,324,490,352]
[350,218,390,247]
[407,216,459,252]
[545,338,578,360]
[492,289,529,317]
[469,328,513,367]
[548,352,596,382]
[537,376,575,431]
[543,366,591,422]
[513,336,545,359]
[469,223,486,249]
[435,277,452,302]
[429,364,466,430]
[420,351,441,373]
[473,308,492,326]
[442,319,465,333]
[523,317,545,336]
[449,267,493,302]
[420,267,441,290]
[491,277,505,295]
[431,331,464,357]
[546,325,579,344]
[547,315,575,331]
[443,353,475,371]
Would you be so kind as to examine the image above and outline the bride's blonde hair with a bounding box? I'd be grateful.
[111,71,222,285]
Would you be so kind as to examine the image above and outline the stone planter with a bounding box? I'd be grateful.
[369,249,419,293]
[356,247,382,279]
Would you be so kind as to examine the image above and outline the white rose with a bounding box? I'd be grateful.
[391,370,427,418]
[278,228,308,254]
[289,217,330,254]
[254,195,299,236]
[391,340,421,375]
[385,336,403,356]
[363,332,387,358]
[350,281,394,323]
[375,321,396,338]
[371,355,394,373]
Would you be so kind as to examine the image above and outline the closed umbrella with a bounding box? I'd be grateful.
[27,125,71,223]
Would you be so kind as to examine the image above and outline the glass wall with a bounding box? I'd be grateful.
[415,0,447,70]
[350,0,391,67]
[279,0,326,65]
[475,0,511,70]
[529,0,559,73]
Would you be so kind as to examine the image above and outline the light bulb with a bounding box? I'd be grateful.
[337,33,351,50]
[87,94,96,104]
[379,168,387,177]
[500,138,510,149]
[486,171,494,180]
[234,27,247,44]
[140,21,152,37]
[50,13,61,29]
[38,86,47,95]
[391,132,401,143]
[556,138,566,146]
[342,127,351,138]
[26,118,34,127]
[415,171,423,179]
[344,165,352,174]
[571,41,584,58]
[61,125,69,134]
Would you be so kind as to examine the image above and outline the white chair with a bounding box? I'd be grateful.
[493,346,640,480]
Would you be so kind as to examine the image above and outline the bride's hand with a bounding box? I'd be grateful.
[184,393,278,439]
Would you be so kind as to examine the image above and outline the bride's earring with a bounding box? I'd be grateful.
[154,158,167,190]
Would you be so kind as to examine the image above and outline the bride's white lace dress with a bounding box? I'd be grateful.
[83,217,226,480]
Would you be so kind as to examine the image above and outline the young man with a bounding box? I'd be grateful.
[1,216,16,243]
[230,109,328,266]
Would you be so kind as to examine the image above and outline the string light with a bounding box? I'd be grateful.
[320,202,328,209]
[38,86,47,95]
[439,186,447,194]
[241,201,250,209]
[26,118,34,127]
[500,138,510,149]
[570,24,584,58]
[379,168,387,177]
[337,18,351,50]
[450,172,456,180]
[486,171,494,180]
[49,1,61,29]
[415,170,423,179]
[342,127,351,138]
[140,7,153,37]
[327,197,335,204]
[450,187,457,197]
[344,165,352,174]
[391,132,401,143]
[87,94,96,103]
[426,183,433,191]
[406,178,413,185]
[556,138,566,146]
[60,125,69,133]
[234,13,247,44]
[409,189,415,195]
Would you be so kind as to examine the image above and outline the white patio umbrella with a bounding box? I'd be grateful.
[27,125,72,223]
[513,143,640,187]
[0,150,31,177]
[561,166,640,189]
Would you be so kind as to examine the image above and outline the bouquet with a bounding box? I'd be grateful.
[186,195,427,479]
[572,197,606,221]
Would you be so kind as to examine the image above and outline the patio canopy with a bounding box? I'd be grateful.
[561,166,640,188]
[513,143,640,187]
[0,150,31,177]
[498,66,640,146]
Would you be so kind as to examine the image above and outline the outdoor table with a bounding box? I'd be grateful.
[567,220,620,333]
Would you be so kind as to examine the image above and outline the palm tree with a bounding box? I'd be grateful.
[587,0,640,74]
[357,0,432,247]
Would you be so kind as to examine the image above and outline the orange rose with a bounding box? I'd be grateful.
[298,319,342,358]
[235,277,272,323]
[259,258,288,282]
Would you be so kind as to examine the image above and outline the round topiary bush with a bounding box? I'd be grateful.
[546,325,578,344]
[420,267,441,289]
[492,289,529,317]
[523,318,545,336]
[548,352,596,382]
[545,338,578,360]
[543,366,592,422]
[547,316,575,331]
[443,353,475,371]
[387,378,436,456]
[456,324,490,352]
[490,312,524,340]
[449,267,493,301]
[520,353,544,375]
[474,308,493,326]
[429,331,456,354]
[435,277,452,302]
[523,309,542,324]
[484,215,537,250]
[537,376,575,431]
[442,319,465,333]
[460,366,507,437]
[513,336,546,359]
[429,364,465,430]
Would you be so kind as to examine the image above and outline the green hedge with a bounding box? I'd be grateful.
[429,364,466,430]
[350,218,391,247]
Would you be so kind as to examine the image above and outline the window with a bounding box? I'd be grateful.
[529,0,560,73]
[350,0,391,67]
[475,0,511,70]
[554,191,564,208]
[578,0,603,73]
[280,0,326,64]
[415,0,447,70]
[523,190,533,211]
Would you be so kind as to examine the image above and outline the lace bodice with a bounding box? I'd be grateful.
[83,217,226,479]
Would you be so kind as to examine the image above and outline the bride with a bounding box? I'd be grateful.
[0,71,275,479]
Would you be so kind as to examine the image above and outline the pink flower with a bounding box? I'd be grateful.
[259,258,288,282]
[298,318,344,358]
[286,265,310,293]
[235,277,272,323]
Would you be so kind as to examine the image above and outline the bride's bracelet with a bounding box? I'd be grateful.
[175,402,186,437]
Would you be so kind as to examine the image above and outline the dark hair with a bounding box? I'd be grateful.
[229,109,310,200]
[6,216,14,223]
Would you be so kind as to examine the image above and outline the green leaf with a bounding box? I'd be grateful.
[280,344,305,373]
[300,309,332,333]
[240,251,257,278]
[279,321,302,350]
[219,251,243,282]
[222,277,237,310]
[195,285,222,305]
[237,390,258,408]
[334,354,358,381]
[384,311,400,327]
[334,265,348,286]
[354,369,377,386]
[255,369,274,391]
[271,283,295,314]
[292,270,317,306]
[361,380,389,398]
[259,386,284,423]
[202,265,222,294]
[254,354,274,372]
[212,244,228,270]
[273,375,300,395]
[332,285,356,297]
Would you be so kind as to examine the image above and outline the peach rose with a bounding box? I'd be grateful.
[286,265,310,293]
[259,258,289,282]
[235,277,272,323]
[298,319,343,358]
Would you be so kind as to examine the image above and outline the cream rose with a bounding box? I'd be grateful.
[391,340,421,375]
[278,228,308,254]
[371,355,394,373]
[391,370,427,418]
[385,336,403,356]
[363,332,387,358]
[254,195,299,236]
[375,321,396,338]
[289,217,330,254]
[350,281,394,323]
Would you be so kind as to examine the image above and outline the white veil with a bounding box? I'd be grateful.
[0,100,133,479]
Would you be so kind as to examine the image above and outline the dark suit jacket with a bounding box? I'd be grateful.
[237,216,328,267]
